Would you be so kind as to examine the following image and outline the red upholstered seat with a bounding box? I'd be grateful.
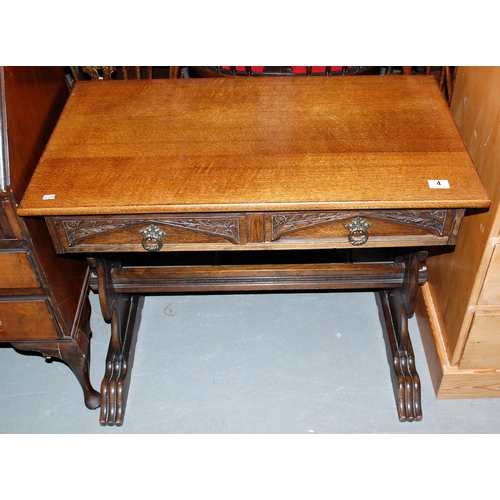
[224,66,345,74]
[189,66,381,78]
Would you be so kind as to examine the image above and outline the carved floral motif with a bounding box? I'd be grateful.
[272,213,347,240]
[164,218,240,243]
[61,217,240,246]
[62,219,147,246]
[375,210,446,235]
[272,210,447,240]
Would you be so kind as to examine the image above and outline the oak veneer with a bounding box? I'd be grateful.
[19,75,489,425]
[20,76,488,216]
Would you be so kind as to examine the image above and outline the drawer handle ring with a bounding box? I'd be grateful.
[140,224,166,252]
[345,217,371,246]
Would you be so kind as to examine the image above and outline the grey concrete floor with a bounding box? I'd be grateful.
[2,290,500,434]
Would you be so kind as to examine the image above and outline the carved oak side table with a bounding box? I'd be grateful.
[19,76,489,425]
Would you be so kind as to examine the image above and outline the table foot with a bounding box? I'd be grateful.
[89,256,143,426]
[99,294,141,426]
[378,291,421,421]
[377,251,427,422]
[88,257,138,425]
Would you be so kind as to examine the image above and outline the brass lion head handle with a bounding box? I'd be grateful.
[345,217,371,246]
[140,224,166,252]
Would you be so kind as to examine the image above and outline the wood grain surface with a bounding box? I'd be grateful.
[19,76,489,216]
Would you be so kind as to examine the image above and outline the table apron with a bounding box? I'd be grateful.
[46,208,465,254]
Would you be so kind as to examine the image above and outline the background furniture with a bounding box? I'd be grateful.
[0,66,99,410]
[69,66,181,82]
[189,66,380,77]
[416,66,500,398]
[189,66,456,103]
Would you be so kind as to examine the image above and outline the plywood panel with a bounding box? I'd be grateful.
[459,311,500,369]
[478,244,500,305]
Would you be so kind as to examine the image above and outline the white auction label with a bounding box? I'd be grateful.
[428,180,450,189]
[43,194,56,200]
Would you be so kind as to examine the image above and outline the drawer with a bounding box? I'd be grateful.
[0,251,40,289]
[48,214,248,252]
[0,299,60,341]
[266,209,463,248]
[459,310,500,370]
[47,209,464,253]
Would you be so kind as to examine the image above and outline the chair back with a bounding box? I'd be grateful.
[190,66,380,77]
[70,66,180,81]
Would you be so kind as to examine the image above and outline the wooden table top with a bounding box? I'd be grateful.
[19,75,489,216]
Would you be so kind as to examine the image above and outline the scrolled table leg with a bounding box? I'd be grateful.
[99,294,141,426]
[89,256,143,426]
[377,251,427,422]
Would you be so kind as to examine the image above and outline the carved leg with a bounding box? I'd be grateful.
[377,250,428,422]
[11,296,100,410]
[89,256,142,426]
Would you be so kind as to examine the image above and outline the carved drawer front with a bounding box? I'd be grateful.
[49,214,247,252]
[0,299,60,341]
[266,209,462,248]
[0,251,40,289]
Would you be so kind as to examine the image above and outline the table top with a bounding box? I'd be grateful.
[19,75,489,216]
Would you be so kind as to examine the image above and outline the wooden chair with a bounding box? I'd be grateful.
[190,66,456,103]
[69,66,182,82]
[386,66,457,104]
[189,66,381,77]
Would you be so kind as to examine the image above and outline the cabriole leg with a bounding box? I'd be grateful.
[11,296,100,410]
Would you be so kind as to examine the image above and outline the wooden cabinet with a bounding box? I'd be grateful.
[416,66,500,398]
[0,67,99,409]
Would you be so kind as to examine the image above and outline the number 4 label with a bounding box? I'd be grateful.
[428,180,450,189]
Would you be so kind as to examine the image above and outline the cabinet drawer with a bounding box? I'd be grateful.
[266,209,463,248]
[48,214,247,252]
[0,251,40,289]
[0,299,60,341]
[459,311,500,369]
